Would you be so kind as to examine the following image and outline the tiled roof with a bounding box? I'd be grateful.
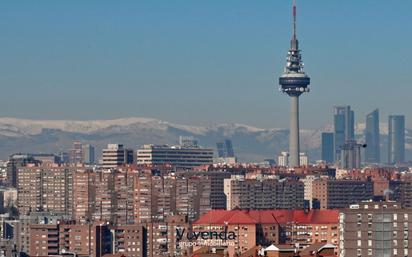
[194,209,339,225]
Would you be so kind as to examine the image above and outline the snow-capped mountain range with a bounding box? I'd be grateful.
[0,117,411,162]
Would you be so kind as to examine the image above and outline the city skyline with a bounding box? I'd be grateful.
[0,1,412,128]
[2,2,412,257]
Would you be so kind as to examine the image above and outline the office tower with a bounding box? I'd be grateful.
[365,109,380,163]
[388,115,405,164]
[102,144,126,168]
[339,140,363,169]
[339,201,412,257]
[277,151,289,167]
[299,152,309,166]
[179,135,198,148]
[216,139,235,158]
[17,166,74,215]
[58,151,70,164]
[224,175,304,210]
[69,141,84,164]
[124,148,134,164]
[83,144,95,164]
[136,144,214,169]
[312,178,373,209]
[321,132,334,163]
[334,105,355,159]
[278,1,310,167]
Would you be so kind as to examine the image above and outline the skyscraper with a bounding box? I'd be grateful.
[388,115,405,164]
[339,140,363,170]
[83,144,95,165]
[278,0,310,167]
[333,105,354,159]
[321,132,334,163]
[216,139,235,158]
[364,109,380,163]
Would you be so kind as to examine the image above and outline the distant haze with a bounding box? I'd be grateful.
[0,117,412,162]
[0,1,411,128]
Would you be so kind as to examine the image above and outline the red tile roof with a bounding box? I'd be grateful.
[194,209,339,225]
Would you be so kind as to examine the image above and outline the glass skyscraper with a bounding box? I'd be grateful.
[321,132,334,163]
[388,115,405,164]
[334,106,355,159]
[365,109,380,163]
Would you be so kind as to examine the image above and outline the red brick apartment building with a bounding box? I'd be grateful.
[191,209,339,257]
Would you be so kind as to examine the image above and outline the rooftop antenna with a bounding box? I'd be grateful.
[291,0,299,50]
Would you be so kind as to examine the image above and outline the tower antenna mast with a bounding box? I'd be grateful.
[293,0,297,39]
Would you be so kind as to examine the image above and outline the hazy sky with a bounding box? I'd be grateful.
[0,1,411,129]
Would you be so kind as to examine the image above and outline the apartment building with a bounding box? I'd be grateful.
[193,209,339,257]
[339,201,412,257]
[224,175,304,210]
[312,179,374,209]
[17,166,74,216]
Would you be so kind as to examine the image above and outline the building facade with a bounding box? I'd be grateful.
[136,145,213,169]
[388,115,405,164]
[334,106,355,160]
[321,132,335,164]
[365,109,380,163]
[339,201,412,257]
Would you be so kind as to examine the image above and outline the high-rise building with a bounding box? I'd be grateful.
[277,151,307,167]
[69,141,84,164]
[312,178,373,209]
[334,105,355,159]
[364,109,380,163]
[179,136,198,148]
[6,154,40,187]
[216,139,235,158]
[388,115,405,164]
[102,144,127,168]
[277,152,289,167]
[136,144,213,169]
[321,132,334,163]
[339,140,363,170]
[83,144,95,164]
[17,166,74,216]
[133,171,212,223]
[300,152,309,166]
[339,201,412,257]
[224,175,304,210]
[278,1,310,167]
[72,169,96,222]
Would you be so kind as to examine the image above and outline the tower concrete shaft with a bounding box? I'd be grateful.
[289,95,300,167]
[278,0,310,167]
